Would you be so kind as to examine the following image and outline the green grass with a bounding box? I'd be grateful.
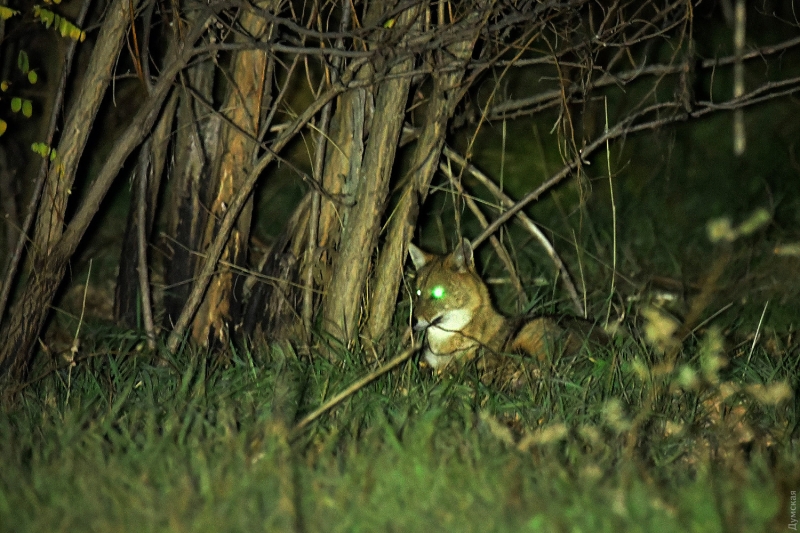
[0,320,796,532]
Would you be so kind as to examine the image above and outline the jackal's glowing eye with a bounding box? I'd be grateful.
[430,285,446,300]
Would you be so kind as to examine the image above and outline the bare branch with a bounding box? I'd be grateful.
[442,147,585,317]
[476,78,800,245]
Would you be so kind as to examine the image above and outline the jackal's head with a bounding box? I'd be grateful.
[407,239,493,368]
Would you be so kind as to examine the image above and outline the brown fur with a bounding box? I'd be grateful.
[409,239,590,382]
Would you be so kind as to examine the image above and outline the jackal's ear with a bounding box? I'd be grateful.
[408,243,431,271]
[451,238,475,272]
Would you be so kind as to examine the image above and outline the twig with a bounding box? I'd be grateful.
[746,300,769,367]
[684,302,733,341]
[603,96,617,327]
[475,77,800,249]
[290,346,416,440]
[67,259,91,405]
[488,35,800,121]
[442,146,584,317]
[438,161,527,310]
[136,142,157,350]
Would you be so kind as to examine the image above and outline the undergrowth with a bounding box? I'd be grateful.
[0,316,797,532]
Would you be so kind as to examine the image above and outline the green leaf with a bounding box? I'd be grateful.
[17,51,29,74]
[58,15,69,37]
[0,6,19,20]
[33,7,85,41]
[0,119,6,137]
[27,70,38,84]
[22,99,32,118]
[31,142,52,158]
[11,97,21,113]
[34,7,54,28]
[1,80,9,92]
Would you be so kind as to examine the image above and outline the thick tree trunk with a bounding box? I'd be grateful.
[190,5,275,347]
[0,0,140,380]
[321,6,420,346]
[366,16,483,342]
[0,257,67,381]
[163,61,220,329]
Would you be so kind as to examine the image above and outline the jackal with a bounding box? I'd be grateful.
[408,239,587,379]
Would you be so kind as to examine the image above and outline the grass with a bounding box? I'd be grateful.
[0,311,797,532]
[3,194,798,531]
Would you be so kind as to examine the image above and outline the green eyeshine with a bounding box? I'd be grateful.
[430,285,446,299]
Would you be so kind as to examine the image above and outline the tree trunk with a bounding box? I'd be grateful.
[33,0,140,257]
[321,5,420,346]
[115,93,178,328]
[0,6,204,381]
[366,11,484,342]
[189,4,276,347]
[163,61,220,329]
[0,0,140,379]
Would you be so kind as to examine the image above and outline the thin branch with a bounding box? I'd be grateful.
[136,141,157,350]
[290,346,416,439]
[204,41,375,58]
[475,77,800,246]
[439,161,528,310]
[487,34,800,121]
[441,146,585,317]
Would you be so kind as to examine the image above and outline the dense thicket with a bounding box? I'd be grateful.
[1,0,799,386]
